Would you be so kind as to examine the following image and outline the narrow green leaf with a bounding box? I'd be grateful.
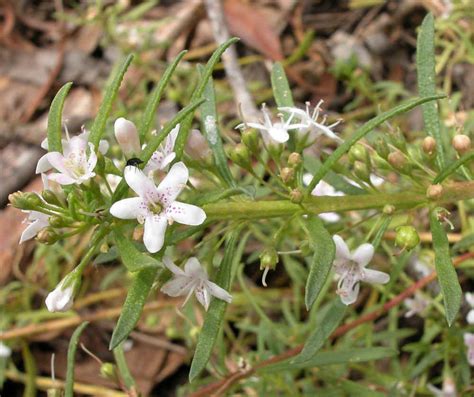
[372,216,392,250]
[452,233,474,254]
[429,208,462,326]
[433,151,474,183]
[109,267,159,349]
[114,229,161,272]
[139,50,187,141]
[300,217,336,310]
[113,342,137,391]
[65,322,89,397]
[417,13,445,168]
[189,231,240,381]
[89,54,134,149]
[200,67,236,187]
[47,82,73,153]
[305,94,445,196]
[175,38,239,159]
[292,299,346,364]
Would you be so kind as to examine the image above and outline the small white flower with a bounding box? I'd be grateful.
[161,257,232,310]
[45,278,75,312]
[332,235,390,305]
[279,101,342,142]
[404,293,429,318]
[427,377,457,397]
[236,104,306,144]
[303,173,343,223]
[20,210,50,244]
[110,162,206,253]
[114,117,141,157]
[465,292,474,324]
[0,342,11,358]
[463,333,474,366]
[143,124,180,175]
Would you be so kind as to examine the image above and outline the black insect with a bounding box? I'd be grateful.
[126,157,144,167]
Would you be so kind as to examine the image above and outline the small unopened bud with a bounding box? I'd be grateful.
[133,225,144,241]
[42,190,62,206]
[395,226,420,250]
[241,129,259,153]
[280,167,294,184]
[288,152,302,168]
[259,247,278,270]
[391,130,407,151]
[427,184,443,199]
[353,161,371,182]
[452,134,471,155]
[185,129,212,161]
[37,227,61,245]
[422,136,437,155]
[48,215,70,228]
[348,143,368,164]
[228,144,251,169]
[45,276,77,312]
[374,138,389,159]
[114,118,141,157]
[100,363,117,381]
[290,188,303,204]
[387,151,410,173]
[383,204,395,215]
[9,191,42,210]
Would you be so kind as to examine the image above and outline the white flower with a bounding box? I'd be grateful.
[463,333,474,366]
[236,104,306,144]
[161,257,232,310]
[143,124,180,175]
[36,129,108,174]
[332,235,390,305]
[404,293,429,318]
[303,173,343,223]
[427,378,457,397]
[465,292,474,324]
[114,117,141,157]
[45,278,74,312]
[20,210,50,244]
[0,342,11,358]
[110,162,206,253]
[279,101,342,142]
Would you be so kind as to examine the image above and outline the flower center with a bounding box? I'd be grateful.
[147,200,163,215]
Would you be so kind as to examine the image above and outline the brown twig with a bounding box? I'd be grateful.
[189,251,474,397]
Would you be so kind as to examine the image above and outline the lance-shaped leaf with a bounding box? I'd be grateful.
[65,322,89,397]
[47,82,73,153]
[114,229,161,272]
[430,208,462,326]
[434,151,474,184]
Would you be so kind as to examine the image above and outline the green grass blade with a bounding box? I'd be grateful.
[47,82,73,153]
[138,50,187,142]
[417,13,445,168]
[199,66,236,187]
[189,230,240,381]
[433,151,474,183]
[372,216,392,250]
[113,342,137,391]
[305,95,445,196]
[65,322,89,397]
[429,208,462,326]
[109,267,159,349]
[89,54,134,149]
[292,299,347,364]
[300,217,336,310]
[114,229,161,272]
[174,38,239,159]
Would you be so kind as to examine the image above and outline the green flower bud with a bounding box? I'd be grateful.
[387,151,411,174]
[259,247,278,270]
[290,188,303,204]
[383,204,395,215]
[9,191,42,210]
[47,389,62,397]
[348,143,369,164]
[280,167,295,184]
[241,129,259,153]
[395,226,420,250]
[353,161,371,183]
[36,227,61,245]
[100,363,117,381]
[288,152,302,168]
[228,144,251,169]
[374,137,390,159]
[48,215,70,228]
[390,130,407,151]
[41,190,62,206]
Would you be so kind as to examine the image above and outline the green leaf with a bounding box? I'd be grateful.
[199,67,236,188]
[175,38,239,159]
[114,229,161,272]
[372,216,392,250]
[113,342,137,391]
[89,54,134,149]
[300,217,336,310]
[189,231,240,381]
[429,208,462,326]
[433,151,474,183]
[305,95,445,196]
[260,347,397,373]
[139,50,187,142]
[109,267,159,349]
[47,82,73,153]
[416,13,445,168]
[65,322,89,397]
[292,299,346,364]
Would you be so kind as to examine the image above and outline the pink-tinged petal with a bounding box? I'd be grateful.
[339,282,360,305]
[161,276,195,297]
[46,152,69,174]
[20,221,45,243]
[48,173,76,185]
[163,257,185,276]
[161,152,176,169]
[466,292,474,307]
[68,135,87,153]
[98,139,109,155]
[124,166,157,198]
[166,201,206,226]
[184,257,207,279]
[36,154,52,173]
[206,281,232,303]
[114,118,141,156]
[143,215,167,253]
[319,212,340,223]
[41,138,49,150]
[352,243,374,267]
[156,162,188,203]
[363,269,390,285]
[333,235,351,261]
[464,333,474,345]
[195,282,211,310]
[110,197,143,219]
[164,124,179,155]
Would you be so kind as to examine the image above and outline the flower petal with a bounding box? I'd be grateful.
[268,126,289,143]
[339,282,360,305]
[184,257,207,279]
[319,212,340,223]
[124,166,157,198]
[352,243,374,267]
[36,154,52,174]
[156,162,188,204]
[166,201,206,226]
[48,173,76,185]
[161,275,195,297]
[86,143,98,172]
[20,220,45,243]
[46,152,69,175]
[195,282,211,310]
[143,215,167,253]
[206,281,232,303]
[163,257,185,276]
[333,235,351,261]
[110,197,143,219]
[98,139,110,155]
[363,268,390,285]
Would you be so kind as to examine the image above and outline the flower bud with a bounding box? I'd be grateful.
[452,134,471,155]
[383,204,395,215]
[228,144,251,169]
[185,129,212,161]
[45,276,78,312]
[100,363,117,381]
[42,190,62,206]
[288,152,302,168]
[0,342,11,358]
[48,215,71,228]
[241,129,259,153]
[114,118,141,157]
[9,191,42,210]
[374,138,390,159]
[422,136,436,155]
[390,130,407,151]
[290,188,303,204]
[387,151,411,174]
[427,184,443,199]
[280,167,294,184]
[259,247,278,270]
[348,143,369,164]
[36,227,61,245]
[353,161,371,182]
[395,226,420,250]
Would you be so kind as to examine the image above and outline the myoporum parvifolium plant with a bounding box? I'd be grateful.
[5,13,474,396]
